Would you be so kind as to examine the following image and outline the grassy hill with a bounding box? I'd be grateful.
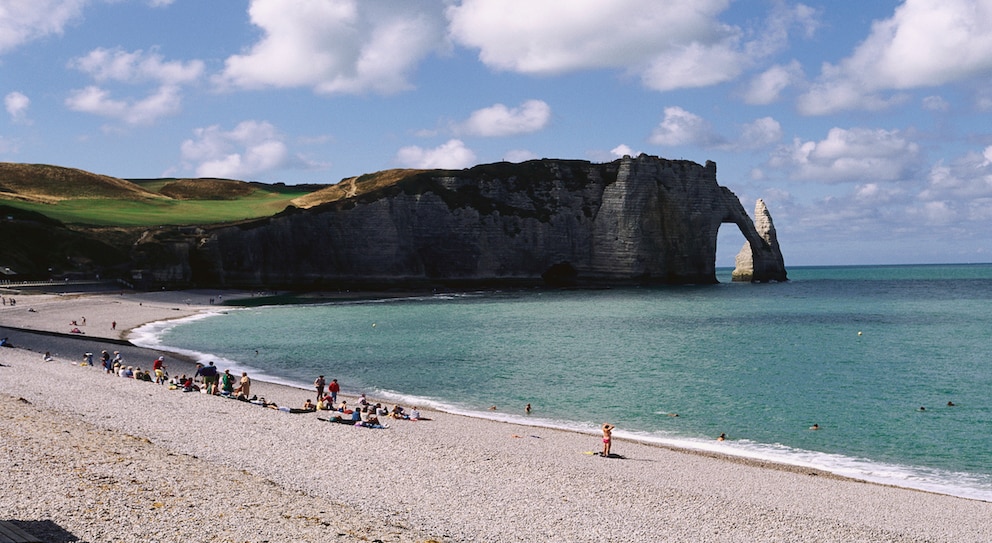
[0,163,325,227]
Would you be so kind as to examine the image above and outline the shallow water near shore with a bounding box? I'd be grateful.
[133,264,992,501]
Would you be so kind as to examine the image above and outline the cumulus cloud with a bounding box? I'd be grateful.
[731,117,784,150]
[798,0,992,114]
[744,61,804,105]
[0,0,85,54]
[217,0,446,95]
[448,0,747,91]
[769,127,921,184]
[70,47,204,85]
[458,100,551,137]
[611,144,637,158]
[396,139,476,169]
[447,1,820,92]
[65,48,203,125]
[649,107,723,147]
[919,146,992,201]
[649,108,781,151]
[65,85,183,125]
[5,92,30,123]
[503,149,538,163]
[180,121,291,179]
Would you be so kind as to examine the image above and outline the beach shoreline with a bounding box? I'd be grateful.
[2,289,991,542]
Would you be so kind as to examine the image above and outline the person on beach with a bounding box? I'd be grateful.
[196,362,219,394]
[237,372,251,397]
[314,375,325,399]
[153,357,166,384]
[220,369,235,395]
[100,350,110,370]
[328,378,340,403]
[43,351,53,362]
[601,423,615,457]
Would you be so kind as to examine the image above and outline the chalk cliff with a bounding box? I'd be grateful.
[732,199,786,282]
[131,155,787,288]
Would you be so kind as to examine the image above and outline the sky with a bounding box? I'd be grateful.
[2,0,992,266]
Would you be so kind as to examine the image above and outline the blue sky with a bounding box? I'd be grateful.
[2,0,992,266]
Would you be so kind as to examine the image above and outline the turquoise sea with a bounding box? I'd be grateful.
[132,264,992,501]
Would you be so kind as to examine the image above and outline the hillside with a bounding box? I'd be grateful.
[0,164,324,227]
[0,162,163,204]
[289,168,428,208]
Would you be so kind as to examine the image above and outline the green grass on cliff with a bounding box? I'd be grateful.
[3,190,313,226]
[0,163,321,226]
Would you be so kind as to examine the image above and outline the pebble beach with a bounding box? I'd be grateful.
[1,290,991,542]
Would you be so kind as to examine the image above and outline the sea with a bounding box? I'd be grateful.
[131,264,992,502]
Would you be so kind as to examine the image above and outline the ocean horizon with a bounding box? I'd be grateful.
[132,263,992,502]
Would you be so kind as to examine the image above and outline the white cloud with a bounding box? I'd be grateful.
[180,121,291,179]
[503,149,538,163]
[798,0,992,114]
[0,0,85,54]
[611,144,636,158]
[396,139,476,169]
[448,0,754,91]
[649,107,723,147]
[639,40,745,91]
[448,1,819,92]
[650,109,780,151]
[70,47,204,85]
[217,0,446,95]
[458,100,551,137]
[65,85,183,125]
[769,127,921,184]
[65,48,203,125]
[732,117,783,151]
[919,146,992,201]
[744,61,804,105]
[5,92,30,123]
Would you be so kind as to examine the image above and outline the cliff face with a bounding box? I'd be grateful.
[131,155,787,288]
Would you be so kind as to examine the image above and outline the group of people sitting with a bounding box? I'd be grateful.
[84,349,162,383]
[311,394,422,429]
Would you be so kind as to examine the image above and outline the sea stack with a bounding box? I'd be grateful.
[732,198,787,282]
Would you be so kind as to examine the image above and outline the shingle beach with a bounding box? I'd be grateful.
[1,290,990,542]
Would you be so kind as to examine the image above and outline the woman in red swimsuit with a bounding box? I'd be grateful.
[601,423,615,457]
